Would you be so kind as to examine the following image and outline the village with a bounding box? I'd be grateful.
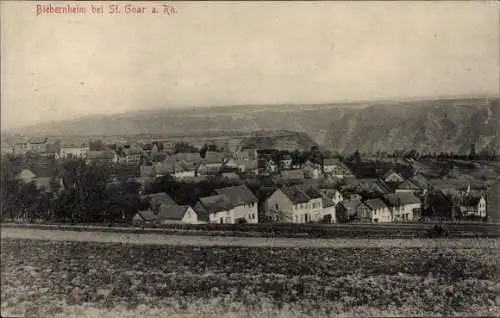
[1,136,498,226]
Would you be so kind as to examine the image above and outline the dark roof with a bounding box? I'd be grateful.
[461,195,483,207]
[383,192,421,206]
[397,179,422,190]
[294,184,323,199]
[198,194,233,213]
[214,185,257,205]
[338,198,362,212]
[280,186,311,204]
[364,198,388,210]
[141,193,177,210]
[409,174,429,188]
[45,143,60,154]
[204,151,225,164]
[136,210,158,221]
[157,205,191,220]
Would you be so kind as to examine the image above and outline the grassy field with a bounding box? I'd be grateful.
[1,236,499,317]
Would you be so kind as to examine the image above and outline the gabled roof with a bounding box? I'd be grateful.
[136,210,158,221]
[141,193,177,210]
[157,205,192,220]
[214,185,257,205]
[383,192,421,206]
[34,177,54,192]
[383,170,404,180]
[280,186,311,204]
[461,195,483,207]
[409,174,429,188]
[294,184,323,199]
[198,194,232,213]
[397,179,422,190]
[204,151,225,164]
[339,198,362,211]
[364,198,388,211]
[17,169,36,180]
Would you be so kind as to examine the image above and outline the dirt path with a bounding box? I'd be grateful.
[2,227,498,248]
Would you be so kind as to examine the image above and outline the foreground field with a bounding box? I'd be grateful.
[1,239,499,317]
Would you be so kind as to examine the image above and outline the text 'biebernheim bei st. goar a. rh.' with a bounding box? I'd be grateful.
[35,3,178,16]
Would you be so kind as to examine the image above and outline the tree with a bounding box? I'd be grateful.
[174,142,199,154]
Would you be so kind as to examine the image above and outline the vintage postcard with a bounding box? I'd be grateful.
[1,1,499,317]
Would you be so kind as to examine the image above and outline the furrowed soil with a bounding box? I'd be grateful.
[1,238,499,317]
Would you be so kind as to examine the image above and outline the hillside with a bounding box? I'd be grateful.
[323,97,499,154]
[4,104,362,144]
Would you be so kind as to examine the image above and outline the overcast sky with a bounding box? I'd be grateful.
[1,1,498,130]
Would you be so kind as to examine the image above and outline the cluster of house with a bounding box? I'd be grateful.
[133,184,337,225]
[7,138,493,224]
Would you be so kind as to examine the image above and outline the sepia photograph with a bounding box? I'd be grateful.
[1,1,499,317]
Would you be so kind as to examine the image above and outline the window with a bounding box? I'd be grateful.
[275,203,279,210]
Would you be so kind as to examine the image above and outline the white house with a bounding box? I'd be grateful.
[263,185,334,223]
[60,144,90,159]
[383,170,405,183]
[383,192,422,222]
[194,185,258,224]
[320,188,344,205]
[157,205,202,224]
[359,199,392,223]
[460,195,487,218]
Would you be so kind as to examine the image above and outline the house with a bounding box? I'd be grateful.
[129,176,154,194]
[86,150,118,165]
[203,151,226,169]
[279,154,293,170]
[409,174,429,189]
[60,144,89,159]
[133,210,158,225]
[140,192,177,211]
[162,142,176,154]
[264,158,278,174]
[303,162,321,179]
[320,188,343,204]
[44,143,61,159]
[13,141,29,154]
[395,179,424,194]
[459,195,487,218]
[383,170,405,183]
[16,169,37,182]
[194,185,258,224]
[322,158,354,178]
[263,185,332,223]
[221,172,240,181]
[357,199,392,223]
[140,165,156,178]
[117,148,141,165]
[279,169,305,181]
[27,137,48,153]
[383,192,422,222]
[156,205,201,224]
[335,198,363,223]
[175,152,202,165]
[232,148,258,161]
